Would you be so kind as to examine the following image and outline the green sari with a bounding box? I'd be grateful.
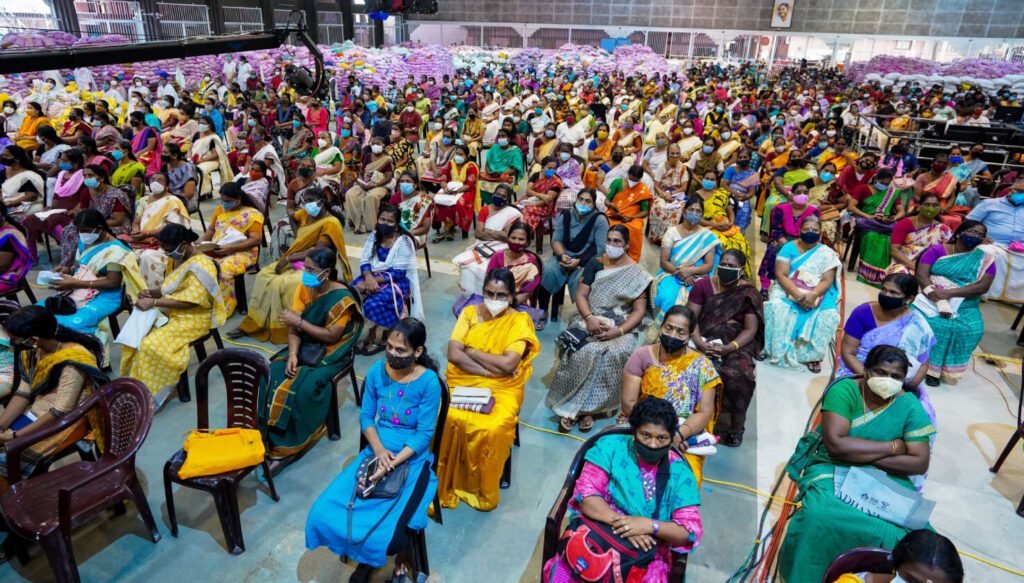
[856,185,902,286]
[760,168,811,235]
[259,286,363,459]
[778,378,935,583]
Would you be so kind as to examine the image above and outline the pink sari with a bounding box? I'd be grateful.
[131,126,163,176]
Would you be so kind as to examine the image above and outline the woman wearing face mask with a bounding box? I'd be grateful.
[619,304,721,476]
[641,131,671,181]
[234,187,350,342]
[684,136,724,196]
[722,147,759,234]
[24,148,89,262]
[196,181,264,314]
[479,129,523,206]
[697,169,754,278]
[604,165,651,262]
[14,102,51,153]
[778,345,935,583]
[455,221,543,320]
[538,188,608,320]
[418,126,455,192]
[304,98,328,135]
[886,192,952,277]
[763,215,841,372]
[547,226,652,433]
[520,155,562,232]
[594,143,629,200]
[610,116,642,163]
[686,250,763,447]
[344,136,394,235]
[644,143,688,243]
[0,99,21,141]
[352,205,422,355]
[305,317,440,583]
[397,98,421,145]
[108,139,146,197]
[283,113,313,175]
[0,305,109,493]
[759,180,821,292]
[333,121,363,194]
[387,170,433,240]
[130,172,190,285]
[850,167,906,286]
[58,107,91,147]
[191,115,234,197]
[583,123,613,188]
[261,247,363,463]
[761,151,812,240]
[385,128,415,173]
[161,109,198,153]
[90,112,120,153]
[552,142,584,211]
[57,164,132,269]
[0,144,44,220]
[915,220,994,386]
[310,130,342,192]
[122,224,227,405]
[0,203,33,295]
[542,397,703,583]
[438,268,540,510]
[430,143,478,241]
[127,110,162,175]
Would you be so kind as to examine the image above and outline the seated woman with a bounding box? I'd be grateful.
[687,250,764,447]
[344,136,394,235]
[763,215,842,372]
[273,157,323,254]
[521,155,562,232]
[58,164,133,270]
[352,205,423,355]
[778,345,935,583]
[0,305,108,493]
[431,144,479,242]
[305,318,440,583]
[885,192,952,277]
[759,180,821,294]
[620,306,721,484]
[437,269,540,511]
[452,183,523,297]
[282,113,314,175]
[121,224,228,406]
[163,142,198,212]
[0,204,33,295]
[807,160,846,248]
[851,167,905,286]
[553,141,585,212]
[537,189,608,325]
[192,115,235,197]
[197,181,264,315]
[915,220,994,387]
[647,142,688,243]
[45,209,139,352]
[128,111,163,175]
[697,169,753,278]
[0,144,45,220]
[454,221,543,322]
[261,248,364,462]
[834,529,963,583]
[389,171,433,241]
[130,172,191,287]
[311,130,343,195]
[542,397,702,583]
[109,140,148,198]
[721,147,759,235]
[23,148,88,263]
[479,129,524,205]
[605,164,652,262]
[240,159,272,213]
[761,152,812,241]
[547,225,652,433]
[651,197,720,329]
[234,187,349,343]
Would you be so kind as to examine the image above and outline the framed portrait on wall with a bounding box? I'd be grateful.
[771,0,794,28]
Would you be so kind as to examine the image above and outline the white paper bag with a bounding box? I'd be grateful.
[114,308,161,350]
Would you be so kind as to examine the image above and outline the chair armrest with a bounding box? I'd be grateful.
[543,485,572,567]
[669,551,688,582]
[57,454,135,530]
[4,403,94,485]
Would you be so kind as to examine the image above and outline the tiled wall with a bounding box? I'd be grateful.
[419,0,1024,39]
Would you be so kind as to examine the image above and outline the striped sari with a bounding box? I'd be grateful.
[651,226,721,328]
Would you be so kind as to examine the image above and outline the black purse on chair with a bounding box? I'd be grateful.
[345,456,410,546]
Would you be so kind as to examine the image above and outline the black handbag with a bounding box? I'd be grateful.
[297,342,326,367]
[345,456,410,546]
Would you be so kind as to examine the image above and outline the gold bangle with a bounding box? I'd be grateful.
[618,326,625,336]
[730,340,739,351]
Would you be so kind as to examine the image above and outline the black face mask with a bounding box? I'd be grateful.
[492,197,508,208]
[800,231,821,245]
[718,266,742,284]
[298,167,314,177]
[386,350,416,370]
[376,223,396,237]
[635,439,670,465]
[659,333,688,354]
[612,153,625,163]
[0,156,14,165]
[160,154,172,163]
[877,293,904,311]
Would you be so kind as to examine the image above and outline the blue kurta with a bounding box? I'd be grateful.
[305,360,441,566]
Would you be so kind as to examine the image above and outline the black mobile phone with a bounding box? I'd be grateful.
[360,457,380,497]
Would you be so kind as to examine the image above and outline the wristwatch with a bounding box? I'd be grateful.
[650,519,660,536]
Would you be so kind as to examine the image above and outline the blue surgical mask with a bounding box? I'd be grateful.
[950,155,964,164]
[684,211,702,225]
[702,179,716,190]
[83,177,100,189]
[715,106,724,113]
[453,155,466,165]
[341,129,351,138]
[221,200,239,211]
[302,270,325,288]
[442,137,452,145]
[79,232,100,246]
[167,243,185,260]
[399,182,414,195]
[575,203,591,214]
[819,171,834,182]
[304,201,322,217]
[292,120,300,128]
[199,123,209,132]
[59,162,72,171]
[545,129,555,138]
[247,119,256,127]
[498,138,509,147]
[111,150,124,161]
[702,145,713,154]
[544,168,555,178]
[1010,192,1024,205]
[874,182,889,191]
[559,152,571,161]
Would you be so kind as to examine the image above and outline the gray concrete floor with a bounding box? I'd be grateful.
[1,192,1022,582]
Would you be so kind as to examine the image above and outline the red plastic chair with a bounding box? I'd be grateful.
[821,547,893,582]
[0,378,159,583]
[163,348,279,555]
[542,427,688,582]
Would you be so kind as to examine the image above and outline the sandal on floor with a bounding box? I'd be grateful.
[723,432,744,447]
[225,328,246,339]
[444,231,455,241]
[579,416,594,433]
[925,375,940,387]
[360,342,386,356]
[349,563,374,583]
[431,233,446,244]
[534,316,547,331]
[806,361,822,373]
[558,417,576,433]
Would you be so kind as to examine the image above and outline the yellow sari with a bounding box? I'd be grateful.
[238,210,349,343]
[816,148,857,173]
[437,306,540,511]
[702,188,754,277]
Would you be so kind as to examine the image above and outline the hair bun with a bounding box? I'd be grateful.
[45,294,78,316]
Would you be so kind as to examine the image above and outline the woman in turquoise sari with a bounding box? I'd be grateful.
[779,345,936,583]
[914,220,995,386]
[651,197,721,329]
[763,215,842,372]
[306,318,441,583]
[761,153,812,239]
[479,129,524,205]
[260,248,364,463]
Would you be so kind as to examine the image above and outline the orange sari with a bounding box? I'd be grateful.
[606,179,652,262]
[583,139,614,189]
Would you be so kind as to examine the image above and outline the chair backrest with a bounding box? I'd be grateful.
[94,378,154,460]
[194,348,271,431]
[429,379,451,473]
[821,548,893,583]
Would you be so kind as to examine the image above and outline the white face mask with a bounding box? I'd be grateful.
[150,182,165,195]
[371,144,383,154]
[721,131,732,140]
[866,375,903,400]
[2,106,13,115]
[627,179,638,188]
[317,138,328,148]
[483,298,509,316]
[606,244,625,259]
[79,232,100,246]
[683,127,694,135]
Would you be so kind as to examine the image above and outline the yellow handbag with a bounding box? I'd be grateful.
[177,428,266,480]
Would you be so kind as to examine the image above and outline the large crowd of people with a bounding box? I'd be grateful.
[5,55,1015,582]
